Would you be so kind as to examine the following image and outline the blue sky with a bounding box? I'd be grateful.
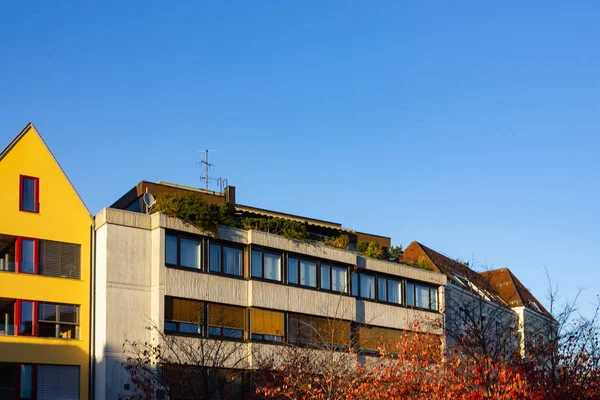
[1,2,599,317]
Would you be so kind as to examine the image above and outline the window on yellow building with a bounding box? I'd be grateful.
[19,175,39,213]
[38,302,80,339]
[0,235,17,272]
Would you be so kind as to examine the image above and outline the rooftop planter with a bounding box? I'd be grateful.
[150,193,422,268]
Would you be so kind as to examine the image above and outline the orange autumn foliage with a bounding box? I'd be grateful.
[254,324,600,400]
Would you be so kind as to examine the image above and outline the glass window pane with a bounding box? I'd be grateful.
[21,178,36,212]
[60,304,78,323]
[288,258,298,284]
[59,324,77,339]
[251,250,262,278]
[263,253,281,281]
[165,235,178,265]
[210,244,221,272]
[320,264,330,290]
[378,278,387,301]
[331,266,347,293]
[38,322,57,338]
[164,321,177,332]
[416,285,430,308]
[20,301,33,335]
[406,283,415,307]
[223,247,242,276]
[351,273,359,297]
[38,303,57,322]
[223,328,243,339]
[360,275,375,299]
[300,260,316,287]
[21,239,35,273]
[430,288,438,310]
[263,334,282,342]
[0,238,17,272]
[180,322,200,334]
[180,239,200,269]
[20,364,33,399]
[387,279,402,304]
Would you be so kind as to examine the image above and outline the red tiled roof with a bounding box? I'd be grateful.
[480,268,553,318]
[404,241,553,319]
[404,241,507,305]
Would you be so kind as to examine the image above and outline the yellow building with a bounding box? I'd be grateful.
[0,123,91,399]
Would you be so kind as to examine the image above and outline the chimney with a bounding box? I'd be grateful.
[225,186,236,205]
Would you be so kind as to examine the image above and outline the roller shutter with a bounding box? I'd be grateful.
[39,240,81,279]
[37,365,79,400]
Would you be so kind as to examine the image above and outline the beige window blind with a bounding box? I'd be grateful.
[208,304,246,330]
[165,297,204,324]
[358,325,403,351]
[251,308,284,336]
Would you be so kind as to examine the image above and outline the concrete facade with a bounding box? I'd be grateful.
[94,208,446,399]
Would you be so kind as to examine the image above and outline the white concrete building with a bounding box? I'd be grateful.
[404,241,556,360]
[92,183,446,399]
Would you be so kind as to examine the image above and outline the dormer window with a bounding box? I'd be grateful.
[20,175,39,213]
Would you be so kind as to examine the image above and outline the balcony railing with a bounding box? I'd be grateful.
[0,323,15,336]
[0,260,15,272]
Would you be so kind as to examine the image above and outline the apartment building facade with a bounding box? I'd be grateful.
[403,241,556,359]
[0,124,92,399]
[0,123,559,399]
[94,182,446,399]
[480,268,556,356]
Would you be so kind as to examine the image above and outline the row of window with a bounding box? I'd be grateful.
[0,236,81,279]
[165,233,439,311]
[0,298,80,340]
[351,273,438,311]
[164,297,411,352]
[0,363,80,400]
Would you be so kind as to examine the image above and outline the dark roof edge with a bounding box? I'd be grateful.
[0,122,33,161]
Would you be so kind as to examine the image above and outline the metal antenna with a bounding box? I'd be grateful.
[216,177,228,193]
[198,149,216,190]
[198,150,230,193]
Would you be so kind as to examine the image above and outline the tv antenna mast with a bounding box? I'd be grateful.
[198,149,216,191]
[198,149,229,193]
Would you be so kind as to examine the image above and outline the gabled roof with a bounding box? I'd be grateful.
[403,241,507,306]
[1,122,91,217]
[480,268,553,318]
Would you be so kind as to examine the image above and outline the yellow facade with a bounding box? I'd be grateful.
[0,124,91,399]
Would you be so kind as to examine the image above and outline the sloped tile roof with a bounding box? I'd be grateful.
[404,241,507,305]
[480,268,553,318]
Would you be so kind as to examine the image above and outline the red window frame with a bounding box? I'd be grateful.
[14,363,37,400]
[14,299,38,337]
[19,175,40,213]
[15,237,39,274]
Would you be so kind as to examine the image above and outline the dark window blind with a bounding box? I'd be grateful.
[39,240,81,279]
[37,365,80,400]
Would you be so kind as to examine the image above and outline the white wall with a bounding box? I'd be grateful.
[444,283,517,356]
[95,209,447,399]
[95,216,153,400]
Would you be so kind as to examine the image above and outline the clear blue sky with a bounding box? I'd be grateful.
[1,2,598,317]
